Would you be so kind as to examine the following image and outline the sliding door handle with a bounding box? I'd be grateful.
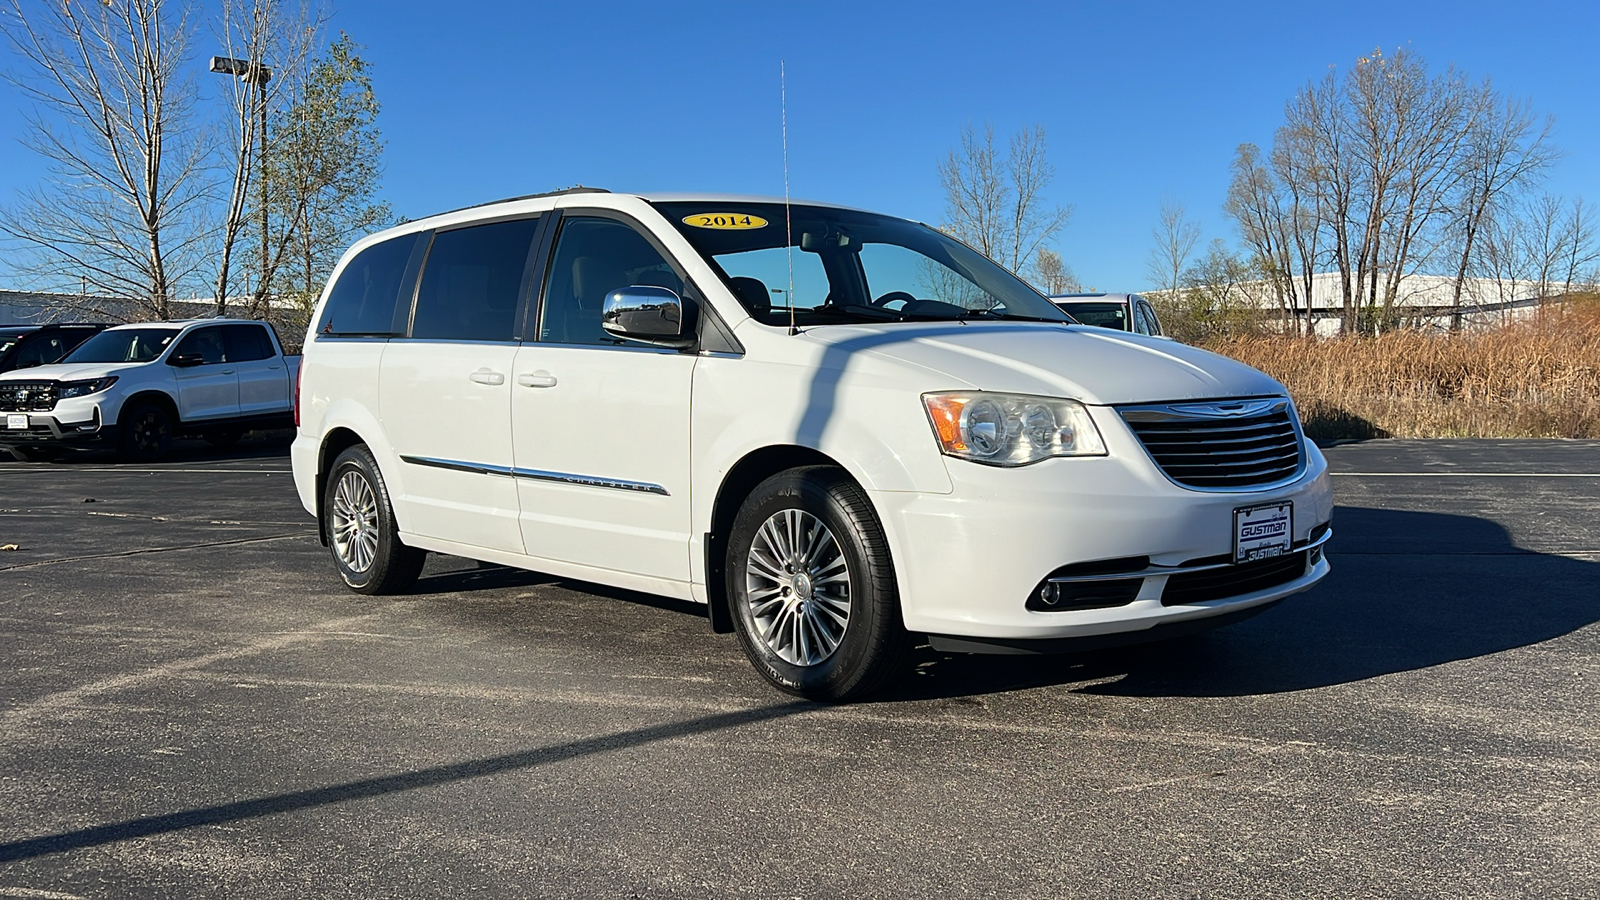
[517,371,557,388]
[469,369,505,386]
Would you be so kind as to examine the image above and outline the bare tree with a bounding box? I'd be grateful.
[939,123,1072,275]
[1226,144,1319,333]
[1227,47,1543,334]
[1161,239,1264,342]
[1558,197,1599,294]
[210,0,321,315]
[1031,248,1080,294]
[1470,193,1599,311]
[1446,87,1556,328]
[1145,199,1201,304]
[0,0,207,321]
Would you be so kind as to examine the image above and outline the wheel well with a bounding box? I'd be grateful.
[704,445,848,634]
[117,391,179,427]
[314,428,367,543]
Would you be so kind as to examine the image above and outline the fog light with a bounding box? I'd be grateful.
[1037,583,1063,608]
[1309,546,1323,565]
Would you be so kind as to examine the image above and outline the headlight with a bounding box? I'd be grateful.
[56,376,118,399]
[923,391,1106,466]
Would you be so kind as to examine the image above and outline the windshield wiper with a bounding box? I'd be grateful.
[956,308,1067,324]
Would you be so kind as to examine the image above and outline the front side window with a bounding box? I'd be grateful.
[64,328,179,364]
[317,232,421,336]
[170,327,227,365]
[411,218,541,342]
[540,216,682,346]
[654,201,1068,328]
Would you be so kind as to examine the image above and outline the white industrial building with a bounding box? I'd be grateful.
[1195,272,1576,335]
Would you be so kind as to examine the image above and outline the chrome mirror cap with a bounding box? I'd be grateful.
[601,286,688,344]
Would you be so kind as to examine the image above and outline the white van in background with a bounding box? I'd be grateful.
[291,189,1332,700]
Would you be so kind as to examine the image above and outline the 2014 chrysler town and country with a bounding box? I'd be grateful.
[290,189,1333,700]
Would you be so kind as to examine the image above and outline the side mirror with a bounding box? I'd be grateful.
[601,286,692,347]
[169,352,205,368]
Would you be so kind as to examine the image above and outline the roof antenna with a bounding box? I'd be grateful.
[781,59,797,336]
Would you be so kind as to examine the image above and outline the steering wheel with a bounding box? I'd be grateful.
[871,291,917,309]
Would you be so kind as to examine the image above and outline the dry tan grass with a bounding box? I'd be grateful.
[1202,298,1600,439]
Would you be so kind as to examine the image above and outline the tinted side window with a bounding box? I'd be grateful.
[540,216,682,346]
[411,218,540,342]
[317,233,420,336]
[171,327,227,365]
[223,324,274,362]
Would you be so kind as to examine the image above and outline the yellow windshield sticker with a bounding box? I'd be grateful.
[682,213,769,230]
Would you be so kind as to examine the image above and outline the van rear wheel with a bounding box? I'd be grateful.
[726,466,907,702]
[323,445,425,594]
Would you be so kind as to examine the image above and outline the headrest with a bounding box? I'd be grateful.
[727,276,771,312]
[571,256,627,309]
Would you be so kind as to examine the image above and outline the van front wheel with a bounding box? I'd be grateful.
[726,466,906,702]
[323,445,425,594]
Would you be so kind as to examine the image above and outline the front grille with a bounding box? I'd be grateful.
[1161,550,1308,606]
[1121,399,1303,489]
[0,381,58,412]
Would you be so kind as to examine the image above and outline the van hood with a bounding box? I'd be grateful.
[0,361,147,383]
[805,322,1285,405]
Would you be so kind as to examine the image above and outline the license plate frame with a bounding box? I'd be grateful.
[1234,501,1292,564]
[6,414,28,430]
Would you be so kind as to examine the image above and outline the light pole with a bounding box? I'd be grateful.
[210,56,272,316]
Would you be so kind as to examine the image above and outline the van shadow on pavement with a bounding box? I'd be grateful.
[879,506,1599,701]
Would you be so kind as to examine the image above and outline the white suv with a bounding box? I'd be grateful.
[292,189,1333,700]
[0,318,298,461]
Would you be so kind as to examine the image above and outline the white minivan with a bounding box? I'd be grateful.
[292,189,1333,700]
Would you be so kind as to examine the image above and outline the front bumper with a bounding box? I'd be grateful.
[0,412,115,449]
[870,430,1335,643]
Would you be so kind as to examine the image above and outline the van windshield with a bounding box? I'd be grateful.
[653,201,1069,327]
[63,328,178,363]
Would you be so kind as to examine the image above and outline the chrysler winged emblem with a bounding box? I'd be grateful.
[1168,399,1283,418]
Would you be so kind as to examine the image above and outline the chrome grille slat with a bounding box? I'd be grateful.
[1119,399,1304,491]
[1155,445,1303,461]
[1135,425,1297,443]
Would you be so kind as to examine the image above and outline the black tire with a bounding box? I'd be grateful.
[118,402,173,462]
[322,444,425,595]
[203,428,245,449]
[726,466,907,702]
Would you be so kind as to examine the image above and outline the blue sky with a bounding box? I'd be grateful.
[2,0,1597,291]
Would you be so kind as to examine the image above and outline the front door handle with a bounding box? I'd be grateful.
[469,369,505,386]
[517,371,557,388]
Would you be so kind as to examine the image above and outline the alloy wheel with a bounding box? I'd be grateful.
[331,469,380,573]
[743,508,852,666]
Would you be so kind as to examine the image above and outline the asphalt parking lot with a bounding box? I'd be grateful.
[1,437,1596,898]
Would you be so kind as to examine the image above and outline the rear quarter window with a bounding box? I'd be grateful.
[317,233,422,336]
